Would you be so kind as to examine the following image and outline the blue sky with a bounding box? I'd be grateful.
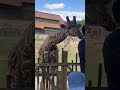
[35,0,85,20]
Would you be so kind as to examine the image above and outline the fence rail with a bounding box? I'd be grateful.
[36,63,80,66]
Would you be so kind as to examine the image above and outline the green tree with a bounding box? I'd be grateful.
[77,19,85,31]
[77,19,85,26]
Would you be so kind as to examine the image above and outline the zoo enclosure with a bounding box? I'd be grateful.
[35,48,80,90]
[35,48,106,90]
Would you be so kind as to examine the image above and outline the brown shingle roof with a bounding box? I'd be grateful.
[35,11,65,29]
[35,11,64,22]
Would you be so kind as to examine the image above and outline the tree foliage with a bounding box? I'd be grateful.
[77,19,85,31]
[77,19,85,26]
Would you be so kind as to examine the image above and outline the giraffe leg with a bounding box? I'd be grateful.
[40,67,46,90]
[49,48,58,90]
[40,79,44,90]
[40,50,53,90]
[40,68,56,90]
[39,47,58,90]
[38,55,45,90]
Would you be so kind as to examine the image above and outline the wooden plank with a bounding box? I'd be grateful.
[46,63,49,90]
[56,66,60,90]
[75,53,78,71]
[72,60,73,71]
[35,71,68,76]
[36,63,80,67]
[61,51,68,90]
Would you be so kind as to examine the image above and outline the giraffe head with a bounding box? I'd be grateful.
[60,16,83,39]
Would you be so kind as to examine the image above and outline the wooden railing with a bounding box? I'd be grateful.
[35,50,80,90]
[6,48,107,90]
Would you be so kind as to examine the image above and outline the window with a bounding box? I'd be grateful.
[44,27,58,34]
[35,18,59,24]
[35,28,58,34]
[35,28,45,34]
[44,27,57,30]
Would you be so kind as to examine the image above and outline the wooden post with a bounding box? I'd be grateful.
[6,75,11,88]
[98,64,102,87]
[56,66,60,90]
[61,50,68,90]
[75,53,78,71]
[72,60,74,71]
[56,51,60,90]
[51,66,54,90]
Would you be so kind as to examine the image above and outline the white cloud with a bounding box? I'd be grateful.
[44,3,65,10]
[41,10,85,21]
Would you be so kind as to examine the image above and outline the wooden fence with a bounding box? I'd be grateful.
[35,49,108,90]
[5,48,108,90]
[35,49,80,90]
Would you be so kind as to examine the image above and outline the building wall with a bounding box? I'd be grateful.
[35,27,58,35]
[35,13,62,34]
[35,17,60,34]
[35,28,44,34]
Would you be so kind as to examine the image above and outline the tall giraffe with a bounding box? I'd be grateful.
[38,16,83,89]
[8,23,34,88]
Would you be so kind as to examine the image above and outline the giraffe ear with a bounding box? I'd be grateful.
[60,24,66,29]
[73,16,76,23]
[66,16,70,22]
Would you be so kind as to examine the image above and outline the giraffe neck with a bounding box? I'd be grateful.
[44,29,69,48]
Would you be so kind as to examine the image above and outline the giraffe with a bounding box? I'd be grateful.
[8,23,34,88]
[38,16,83,89]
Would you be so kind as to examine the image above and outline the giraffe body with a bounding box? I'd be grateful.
[38,16,83,89]
[38,30,67,64]
[8,24,34,88]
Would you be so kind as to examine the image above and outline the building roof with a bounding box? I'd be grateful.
[35,11,64,21]
[35,11,65,29]
[0,0,34,6]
